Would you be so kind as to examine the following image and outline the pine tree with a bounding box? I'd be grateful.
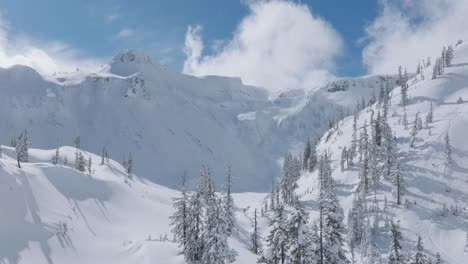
[403,107,409,130]
[400,83,408,106]
[445,46,454,67]
[202,196,237,264]
[347,192,365,252]
[223,166,235,235]
[286,201,313,264]
[73,136,81,169]
[52,138,60,165]
[127,152,133,178]
[303,139,312,170]
[318,153,350,264]
[435,253,442,264]
[341,147,348,172]
[388,221,405,264]
[392,154,405,206]
[100,146,106,165]
[264,205,287,264]
[410,113,420,148]
[360,218,380,264]
[441,47,447,68]
[198,165,215,204]
[426,102,433,125]
[170,173,189,247]
[15,129,31,168]
[251,208,260,254]
[308,142,317,172]
[185,192,204,263]
[444,132,452,165]
[87,156,92,175]
[76,151,86,172]
[410,235,428,264]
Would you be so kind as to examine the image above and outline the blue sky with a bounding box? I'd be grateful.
[0,0,465,91]
[1,0,378,76]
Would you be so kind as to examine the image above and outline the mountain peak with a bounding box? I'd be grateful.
[111,49,153,65]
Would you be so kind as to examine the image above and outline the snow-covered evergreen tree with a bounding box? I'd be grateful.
[388,221,405,264]
[127,152,133,178]
[391,154,405,206]
[410,113,420,148]
[444,131,452,165]
[76,151,86,172]
[341,147,348,172]
[251,208,260,254]
[318,153,350,264]
[286,201,314,264]
[303,139,311,170]
[73,136,81,169]
[264,204,287,264]
[15,129,31,168]
[360,218,380,264]
[435,252,442,264]
[308,141,318,172]
[87,156,92,175]
[170,173,189,247]
[445,46,454,67]
[426,102,433,125]
[410,235,428,264]
[53,139,60,165]
[400,83,408,106]
[202,196,237,264]
[347,191,365,252]
[223,167,235,235]
[185,192,204,263]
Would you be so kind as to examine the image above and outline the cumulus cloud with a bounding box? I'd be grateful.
[0,15,103,75]
[183,0,343,93]
[363,0,468,74]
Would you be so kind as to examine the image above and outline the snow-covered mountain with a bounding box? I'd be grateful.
[0,49,392,191]
[271,42,468,263]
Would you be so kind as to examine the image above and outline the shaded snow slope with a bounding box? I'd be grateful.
[0,146,258,264]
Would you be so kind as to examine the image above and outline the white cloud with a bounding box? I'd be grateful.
[183,0,343,93]
[362,0,468,74]
[117,28,134,38]
[0,15,103,75]
[106,13,120,23]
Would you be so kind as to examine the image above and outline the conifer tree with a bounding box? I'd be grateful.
[400,83,408,106]
[286,201,313,264]
[403,107,409,130]
[360,218,380,264]
[426,102,433,125]
[410,113,420,148]
[76,151,86,172]
[392,154,405,205]
[341,147,348,172]
[265,205,287,264]
[435,253,442,264]
[410,235,428,264]
[87,156,92,175]
[388,221,405,264]
[445,46,454,66]
[308,142,317,172]
[303,139,311,170]
[444,132,452,165]
[251,208,260,254]
[318,153,350,264]
[16,129,31,168]
[127,152,133,178]
[170,173,189,247]
[185,192,204,263]
[53,139,60,165]
[223,167,235,235]
[202,196,237,264]
[73,136,81,169]
[100,146,106,165]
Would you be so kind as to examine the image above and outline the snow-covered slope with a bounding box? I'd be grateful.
[0,146,258,264]
[278,42,468,263]
[0,49,395,191]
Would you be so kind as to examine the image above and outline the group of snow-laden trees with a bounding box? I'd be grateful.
[258,152,349,264]
[170,166,237,264]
